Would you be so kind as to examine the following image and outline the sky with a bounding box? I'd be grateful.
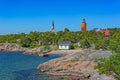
[0,0,120,34]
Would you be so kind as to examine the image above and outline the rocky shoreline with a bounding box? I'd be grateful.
[0,43,44,55]
[0,43,83,56]
[37,49,115,80]
[0,43,115,80]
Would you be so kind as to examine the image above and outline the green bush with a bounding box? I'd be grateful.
[30,44,40,48]
[70,44,75,49]
[43,45,50,50]
[21,44,30,47]
[95,53,120,80]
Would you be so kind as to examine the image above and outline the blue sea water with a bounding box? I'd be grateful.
[0,52,62,80]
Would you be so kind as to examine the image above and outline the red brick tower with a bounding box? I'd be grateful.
[81,19,86,32]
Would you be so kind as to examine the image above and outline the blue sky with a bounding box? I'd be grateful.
[0,0,120,34]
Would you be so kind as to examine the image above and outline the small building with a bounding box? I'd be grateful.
[96,29,110,37]
[58,41,71,50]
[100,29,110,36]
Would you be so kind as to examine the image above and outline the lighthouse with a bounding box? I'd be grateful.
[81,19,86,32]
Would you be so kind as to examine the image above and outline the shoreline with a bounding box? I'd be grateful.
[0,43,83,55]
[44,72,85,80]
[37,49,115,80]
[47,49,82,54]
[0,45,86,79]
[0,43,115,80]
[0,43,42,55]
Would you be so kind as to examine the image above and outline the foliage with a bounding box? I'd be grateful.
[80,38,91,49]
[95,37,109,50]
[0,28,120,51]
[43,45,50,50]
[30,44,40,48]
[70,44,80,49]
[95,53,120,80]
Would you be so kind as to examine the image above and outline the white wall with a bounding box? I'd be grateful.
[59,45,70,49]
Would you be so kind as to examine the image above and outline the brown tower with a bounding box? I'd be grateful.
[81,19,86,32]
[51,20,55,33]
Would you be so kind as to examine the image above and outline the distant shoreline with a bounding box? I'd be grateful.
[0,43,42,55]
[0,43,83,55]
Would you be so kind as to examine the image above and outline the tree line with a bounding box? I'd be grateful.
[0,28,120,52]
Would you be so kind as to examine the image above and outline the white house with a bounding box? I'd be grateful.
[58,41,71,50]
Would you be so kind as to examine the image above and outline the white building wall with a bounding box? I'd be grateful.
[59,45,70,49]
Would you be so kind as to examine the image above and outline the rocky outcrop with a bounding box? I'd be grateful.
[0,43,23,52]
[37,49,115,80]
[90,71,115,80]
[0,43,51,57]
[0,43,39,54]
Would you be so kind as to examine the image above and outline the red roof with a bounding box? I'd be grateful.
[101,29,110,36]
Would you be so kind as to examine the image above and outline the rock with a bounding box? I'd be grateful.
[82,50,112,61]
[0,49,4,51]
[37,49,114,79]
[90,71,115,80]
[83,71,90,78]
[0,43,38,54]
[38,64,51,72]
[63,52,82,62]
[37,52,48,57]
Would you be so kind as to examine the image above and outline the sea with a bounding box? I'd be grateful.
[0,52,64,80]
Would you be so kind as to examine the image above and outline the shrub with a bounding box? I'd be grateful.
[43,45,50,50]
[70,44,75,49]
[95,53,120,80]
[30,44,40,48]
[21,44,30,47]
